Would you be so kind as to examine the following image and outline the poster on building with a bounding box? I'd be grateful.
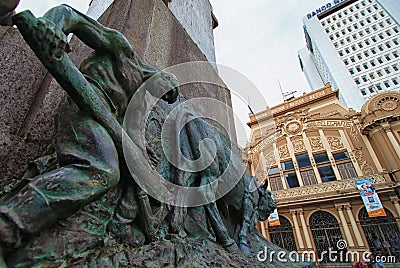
[355,178,386,218]
[268,194,280,226]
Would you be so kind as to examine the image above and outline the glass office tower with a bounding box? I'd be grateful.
[298,0,400,110]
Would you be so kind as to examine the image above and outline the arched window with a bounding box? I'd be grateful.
[268,216,297,252]
[359,207,400,259]
[310,211,346,263]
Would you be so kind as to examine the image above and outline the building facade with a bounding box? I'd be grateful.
[298,0,400,111]
[245,85,400,266]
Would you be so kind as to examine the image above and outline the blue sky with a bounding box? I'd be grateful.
[16,0,330,145]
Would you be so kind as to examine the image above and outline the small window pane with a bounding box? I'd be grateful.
[301,170,317,186]
[282,161,294,171]
[270,176,284,191]
[333,152,350,161]
[337,162,357,180]
[318,166,337,182]
[314,153,329,164]
[296,154,311,168]
[285,173,300,188]
[268,167,280,175]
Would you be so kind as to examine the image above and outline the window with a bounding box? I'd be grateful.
[369,73,375,79]
[337,163,357,180]
[393,52,399,58]
[318,166,337,182]
[393,79,398,86]
[281,160,294,171]
[384,81,391,88]
[301,170,317,186]
[361,90,367,96]
[268,167,279,175]
[285,173,300,188]
[269,176,283,191]
[314,153,329,164]
[393,64,399,71]
[376,84,382,91]
[296,154,311,168]
[369,87,375,93]
[370,60,376,67]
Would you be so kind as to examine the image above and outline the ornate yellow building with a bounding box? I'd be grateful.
[245,84,400,266]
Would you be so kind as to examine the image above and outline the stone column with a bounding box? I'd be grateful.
[286,136,304,187]
[390,196,400,218]
[338,129,362,176]
[319,130,342,180]
[382,123,400,160]
[344,204,365,247]
[290,210,305,250]
[335,204,355,247]
[302,133,323,184]
[299,210,313,249]
[360,134,384,172]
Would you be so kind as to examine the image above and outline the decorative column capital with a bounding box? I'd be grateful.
[335,202,350,210]
[381,122,392,132]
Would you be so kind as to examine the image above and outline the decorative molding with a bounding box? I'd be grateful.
[273,174,386,204]
[352,148,375,176]
[292,139,306,153]
[278,144,290,159]
[326,137,344,151]
[308,137,324,152]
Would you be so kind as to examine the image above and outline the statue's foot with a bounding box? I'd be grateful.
[12,10,71,61]
[223,240,239,254]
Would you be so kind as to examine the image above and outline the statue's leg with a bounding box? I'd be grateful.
[238,196,253,256]
[0,108,119,251]
[200,176,238,253]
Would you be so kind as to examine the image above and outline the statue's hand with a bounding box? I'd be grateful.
[34,17,71,60]
[12,11,71,61]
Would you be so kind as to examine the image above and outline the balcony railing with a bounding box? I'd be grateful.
[273,173,392,204]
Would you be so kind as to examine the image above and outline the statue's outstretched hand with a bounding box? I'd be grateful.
[12,11,71,61]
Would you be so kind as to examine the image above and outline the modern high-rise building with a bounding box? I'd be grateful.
[298,0,400,111]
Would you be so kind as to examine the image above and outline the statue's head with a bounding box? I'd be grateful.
[150,71,179,104]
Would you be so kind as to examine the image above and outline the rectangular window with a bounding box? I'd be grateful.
[268,167,279,175]
[337,162,357,180]
[334,152,350,162]
[301,170,317,186]
[269,176,283,191]
[296,154,311,168]
[281,161,294,171]
[285,173,300,188]
[318,166,337,183]
[314,153,329,164]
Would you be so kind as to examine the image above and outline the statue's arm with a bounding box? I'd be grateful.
[42,4,134,57]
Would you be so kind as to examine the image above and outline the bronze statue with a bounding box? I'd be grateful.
[0,4,314,267]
